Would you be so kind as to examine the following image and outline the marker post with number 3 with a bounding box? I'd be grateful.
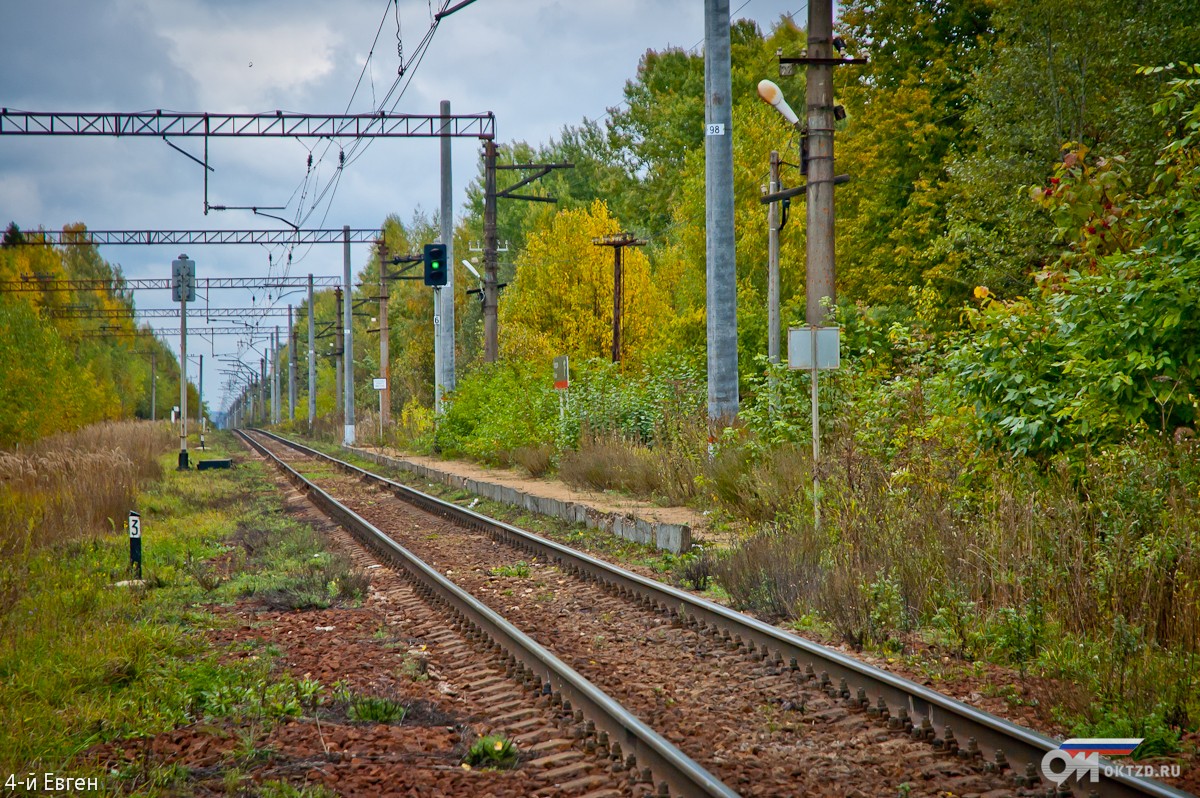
[128,510,142,579]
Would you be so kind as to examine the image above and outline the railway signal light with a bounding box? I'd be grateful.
[172,254,196,302]
[423,243,447,287]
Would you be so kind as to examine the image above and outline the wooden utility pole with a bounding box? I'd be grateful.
[377,240,391,428]
[481,145,573,362]
[592,233,646,363]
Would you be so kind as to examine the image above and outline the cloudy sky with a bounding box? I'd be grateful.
[0,0,807,411]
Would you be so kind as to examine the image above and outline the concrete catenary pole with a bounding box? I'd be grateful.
[288,305,296,422]
[436,99,456,413]
[806,0,837,531]
[272,327,280,425]
[482,140,499,362]
[342,225,356,445]
[806,0,836,325]
[307,274,316,429]
[334,287,344,417]
[259,356,266,425]
[705,0,739,421]
[378,241,390,428]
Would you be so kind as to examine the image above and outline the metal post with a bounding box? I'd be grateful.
[768,150,781,368]
[437,99,456,413]
[767,150,781,413]
[288,305,296,422]
[704,0,739,421]
[342,225,356,445]
[307,274,316,429]
[378,241,390,428]
[483,140,499,362]
[178,287,188,469]
[198,353,205,450]
[811,331,820,531]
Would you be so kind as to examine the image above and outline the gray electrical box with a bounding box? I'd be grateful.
[787,326,841,370]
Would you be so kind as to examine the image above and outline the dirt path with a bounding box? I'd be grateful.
[365,446,711,537]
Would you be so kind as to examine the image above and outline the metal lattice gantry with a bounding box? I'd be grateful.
[47,306,292,319]
[0,275,344,293]
[0,110,494,139]
[77,326,274,338]
[3,229,383,247]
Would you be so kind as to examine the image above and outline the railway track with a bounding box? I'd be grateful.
[240,428,1189,798]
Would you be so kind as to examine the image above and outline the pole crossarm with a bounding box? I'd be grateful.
[0,275,343,292]
[4,228,382,246]
[0,110,495,139]
[49,306,291,319]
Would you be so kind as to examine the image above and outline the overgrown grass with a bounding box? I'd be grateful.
[0,430,366,790]
[0,420,173,620]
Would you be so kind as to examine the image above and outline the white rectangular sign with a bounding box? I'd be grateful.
[787,326,841,370]
[128,511,141,538]
[705,123,726,136]
[372,378,387,390]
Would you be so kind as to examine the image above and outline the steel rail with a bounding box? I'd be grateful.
[251,428,1189,798]
[237,429,738,798]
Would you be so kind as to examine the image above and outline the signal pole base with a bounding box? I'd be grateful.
[177,450,190,470]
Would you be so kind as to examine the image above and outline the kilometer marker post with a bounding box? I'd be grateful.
[128,510,142,580]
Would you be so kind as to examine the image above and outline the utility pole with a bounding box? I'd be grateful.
[705,0,739,421]
[342,225,356,445]
[307,274,316,430]
[259,356,267,425]
[806,0,836,326]
[480,146,573,362]
[436,99,456,412]
[334,286,344,418]
[272,327,280,425]
[592,233,646,363]
[378,240,391,428]
[150,351,157,421]
[482,140,499,362]
[288,305,296,422]
[198,353,205,449]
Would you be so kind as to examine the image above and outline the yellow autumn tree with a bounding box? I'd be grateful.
[498,202,667,366]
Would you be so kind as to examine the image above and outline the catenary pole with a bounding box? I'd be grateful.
[378,241,390,429]
[768,150,781,411]
[705,0,739,422]
[342,225,356,445]
[307,274,316,429]
[436,99,456,413]
[288,305,296,422]
[482,140,499,362]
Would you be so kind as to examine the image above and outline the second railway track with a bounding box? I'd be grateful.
[242,428,1189,798]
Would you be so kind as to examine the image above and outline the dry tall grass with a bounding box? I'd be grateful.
[0,421,173,620]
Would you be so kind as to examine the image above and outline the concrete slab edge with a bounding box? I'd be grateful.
[344,446,690,554]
